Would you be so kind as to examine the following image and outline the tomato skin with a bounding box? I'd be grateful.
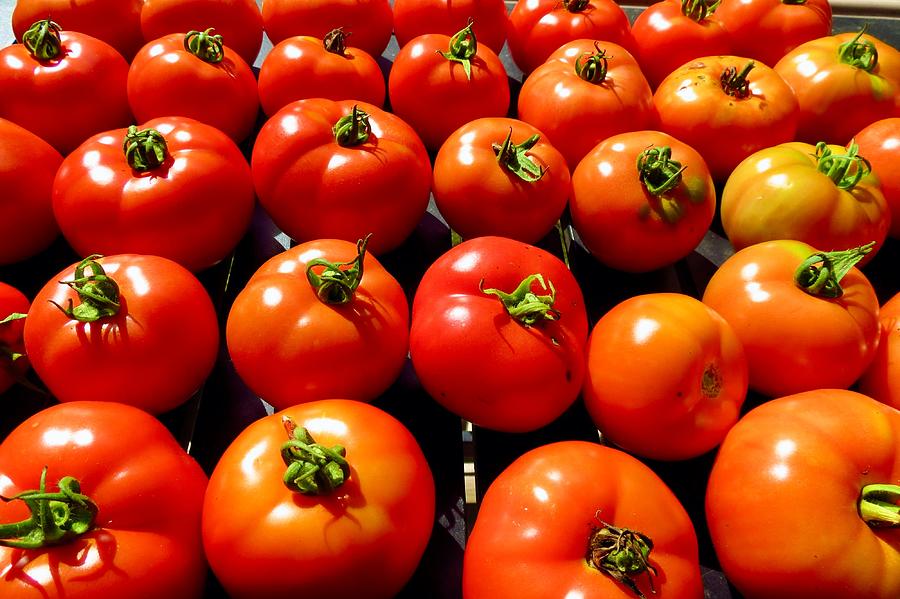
[570,130,715,272]
[0,401,209,599]
[128,33,259,142]
[23,254,220,414]
[0,282,30,395]
[517,40,655,170]
[859,293,900,410]
[706,389,900,599]
[701,240,881,397]
[202,399,435,599]
[854,118,900,239]
[392,0,509,54]
[463,441,704,599]
[432,117,570,243]
[409,236,588,432]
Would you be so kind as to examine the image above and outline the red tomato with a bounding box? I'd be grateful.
[52,117,255,272]
[582,293,748,461]
[0,282,30,395]
[392,0,509,54]
[128,30,259,142]
[706,389,900,599]
[570,130,716,272]
[432,117,570,243]
[654,55,799,181]
[0,119,61,264]
[702,240,881,397]
[716,0,832,68]
[507,0,634,75]
[0,401,208,599]
[252,99,431,254]
[517,40,655,169]
[0,20,131,155]
[855,118,900,239]
[23,254,220,414]
[388,23,510,151]
[464,441,704,599]
[409,236,588,432]
[203,399,435,599]
[226,237,410,410]
[257,30,385,116]
[859,292,900,410]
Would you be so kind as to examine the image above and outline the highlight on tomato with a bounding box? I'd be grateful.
[859,292,900,410]
[392,0,508,54]
[854,117,900,239]
[0,282,30,395]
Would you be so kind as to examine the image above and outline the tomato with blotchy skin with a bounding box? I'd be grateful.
[203,399,435,599]
[410,236,588,432]
[706,389,900,599]
[702,240,881,398]
[23,254,219,414]
[854,118,900,239]
[0,283,30,395]
[859,292,900,410]
[570,130,716,272]
[392,0,509,54]
[0,401,209,599]
[464,441,704,599]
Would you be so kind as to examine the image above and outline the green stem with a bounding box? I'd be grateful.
[0,313,27,326]
[184,28,225,63]
[575,43,610,83]
[481,273,560,327]
[50,255,120,323]
[636,146,686,196]
[324,28,348,55]
[681,0,721,21]
[839,27,878,72]
[794,242,875,299]
[721,61,755,99]
[555,221,572,271]
[563,0,590,12]
[815,141,871,190]
[587,520,658,599]
[437,18,477,80]
[22,19,62,61]
[492,128,545,182]
[859,484,900,527]
[123,126,169,172]
[306,235,371,305]
[332,105,371,147]
[281,417,350,495]
[450,229,464,246]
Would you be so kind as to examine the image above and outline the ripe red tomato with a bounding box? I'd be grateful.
[654,55,799,181]
[517,40,655,169]
[507,0,634,75]
[203,399,435,599]
[252,99,431,254]
[388,22,510,151]
[0,401,209,599]
[706,389,900,599]
[859,292,900,410]
[392,0,508,54]
[23,254,220,414]
[702,240,881,397]
[409,236,588,432]
[570,130,716,272]
[52,117,255,272]
[854,118,900,239]
[128,30,259,142]
[0,20,132,155]
[257,30,385,117]
[464,441,704,599]
[432,117,570,243]
[0,282,30,395]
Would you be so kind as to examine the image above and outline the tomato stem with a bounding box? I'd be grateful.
[50,255,121,323]
[720,61,754,98]
[281,417,350,495]
[22,19,63,61]
[0,313,27,326]
[838,27,878,72]
[480,273,560,327]
[306,235,371,305]
[124,125,169,172]
[636,146,686,197]
[563,0,590,13]
[859,484,900,527]
[783,0,807,5]
[681,0,721,21]
[587,520,658,599]
[555,221,572,271]
[324,28,348,55]
[437,18,477,80]
[0,467,98,550]
[793,242,875,299]
[575,43,610,83]
[184,28,225,64]
[492,128,545,182]
[333,104,372,147]
[815,141,871,190]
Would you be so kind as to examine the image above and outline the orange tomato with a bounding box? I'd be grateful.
[859,292,900,410]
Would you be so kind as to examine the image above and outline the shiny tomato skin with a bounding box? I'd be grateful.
[859,293,900,410]
[0,401,209,599]
[0,282,30,395]
[23,254,220,414]
[702,240,881,397]
[463,441,704,599]
[570,130,715,272]
[432,117,570,243]
[855,118,900,239]
[409,236,588,432]
[706,389,900,599]
[392,0,509,54]
[202,399,435,599]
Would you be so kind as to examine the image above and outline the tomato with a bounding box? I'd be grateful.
[0,20,131,155]
[128,30,259,143]
[706,389,900,599]
[854,118,900,239]
[715,0,832,68]
[258,30,385,117]
[774,30,900,145]
[226,237,409,410]
[409,236,588,432]
[654,55,799,181]
[202,399,435,599]
[0,119,61,264]
[0,401,208,599]
[388,22,510,151]
[261,0,393,59]
[392,0,508,54]
[52,117,255,272]
[432,117,570,243]
[23,254,219,414]
[702,240,880,397]
[570,130,715,272]
[517,40,655,169]
[507,0,634,75]
[251,99,431,254]
[859,292,900,410]
[631,0,732,89]
[140,0,264,66]
[0,282,30,395]
[463,441,704,599]
[721,141,891,262]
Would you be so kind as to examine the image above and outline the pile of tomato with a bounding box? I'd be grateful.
[0,0,899,598]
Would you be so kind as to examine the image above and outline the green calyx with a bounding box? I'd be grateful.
[493,128,545,182]
[50,255,120,323]
[0,467,98,550]
[575,43,611,84]
[563,0,590,13]
[815,141,871,190]
[587,520,658,599]
[839,28,878,72]
[0,313,27,362]
[281,416,350,495]
[437,18,478,81]
[859,484,900,527]
[184,28,225,64]
[324,28,348,55]
[22,19,63,61]
[681,0,721,21]
[333,104,371,147]
[481,273,560,327]
[794,242,875,299]
[637,146,686,196]
[124,125,169,172]
[720,61,755,98]
[306,235,371,305]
